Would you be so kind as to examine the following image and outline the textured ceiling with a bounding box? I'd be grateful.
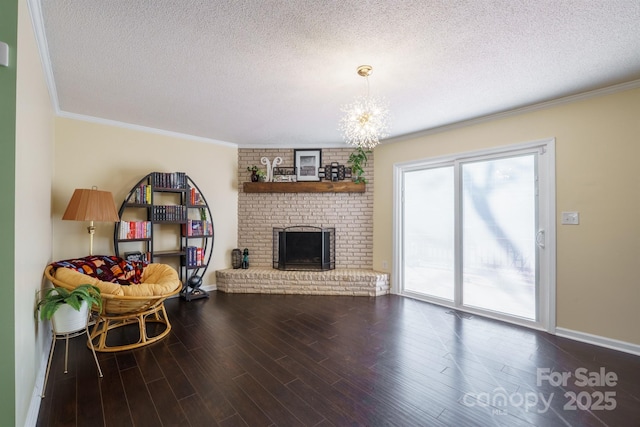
[37,0,640,147]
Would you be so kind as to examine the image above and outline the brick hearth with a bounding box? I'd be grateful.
[216,268,390,296]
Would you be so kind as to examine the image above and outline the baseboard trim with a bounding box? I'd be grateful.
[167,284,217,300]
[25,331,52,427]
[202,284,217,292]
[555,327,640,356]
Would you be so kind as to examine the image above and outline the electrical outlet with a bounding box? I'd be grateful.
[561,211,579,225]
[382,260,389,270]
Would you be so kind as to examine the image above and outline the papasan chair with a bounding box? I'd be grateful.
[44,255,182,352]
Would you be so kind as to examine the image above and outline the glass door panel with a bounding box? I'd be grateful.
[403,166,454,300]
[461,155,536,319]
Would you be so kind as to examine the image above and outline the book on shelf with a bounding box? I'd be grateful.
[119,221,151,239]
[151,205,187,221]
[190,187,205,205]
[130,184,151,204]
[152,172,187,189]
[124,251,144,262]
[186,246,204,267]
[182,219,213,236]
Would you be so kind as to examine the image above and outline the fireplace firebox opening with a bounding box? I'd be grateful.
[273,226,335,271]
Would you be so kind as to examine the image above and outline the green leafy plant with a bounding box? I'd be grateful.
[247,165,267,181]
[348,146,371,184]
[36,284,102,321]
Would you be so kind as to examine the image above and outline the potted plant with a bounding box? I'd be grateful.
[247,166,267,182]
[36,284,102,334]
[348,146,371,184]
[255,169,267,182]
[247,165,267,182]
[247,165,259,182]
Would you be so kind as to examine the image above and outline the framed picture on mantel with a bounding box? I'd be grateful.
[294,149,322,182]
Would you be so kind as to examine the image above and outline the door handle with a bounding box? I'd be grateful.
[536,230,545,248]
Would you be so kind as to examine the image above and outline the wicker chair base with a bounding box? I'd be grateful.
[88,299,172,352]
[44,263,181,353]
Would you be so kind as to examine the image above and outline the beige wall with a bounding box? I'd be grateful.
[373,87,640,345]
[53,118,238,286]
[15,0,55,425]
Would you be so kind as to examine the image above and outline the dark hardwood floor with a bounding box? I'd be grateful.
[37,292,640,426]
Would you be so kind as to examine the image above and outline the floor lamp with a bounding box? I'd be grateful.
[62,187,120,255]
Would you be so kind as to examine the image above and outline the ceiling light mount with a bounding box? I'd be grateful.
[356,65,372,78]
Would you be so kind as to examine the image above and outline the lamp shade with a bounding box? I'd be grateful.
[62,188,120,222]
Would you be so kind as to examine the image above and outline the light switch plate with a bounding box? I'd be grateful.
[561,211,579,225]
[0,42,8,67]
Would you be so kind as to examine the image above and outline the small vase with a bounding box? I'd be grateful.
[251,172,258,182]
[231,248,242,269]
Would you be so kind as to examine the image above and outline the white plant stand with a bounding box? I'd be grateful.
[41,301,103,398]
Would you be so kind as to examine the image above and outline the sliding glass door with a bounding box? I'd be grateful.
[398,140,555,328]
[461,155,536,319]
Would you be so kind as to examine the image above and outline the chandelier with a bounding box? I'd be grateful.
[339,65,390,150]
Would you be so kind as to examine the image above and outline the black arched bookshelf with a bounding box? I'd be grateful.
[114,172,214,301]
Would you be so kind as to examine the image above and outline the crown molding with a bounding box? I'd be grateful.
[384,79,640,145]
[58,111,238,148]
[237,141,347,149]
[27,0,60,114]
[63,78,640,150]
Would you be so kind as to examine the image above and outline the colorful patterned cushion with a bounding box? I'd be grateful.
[53,262,180,298]
[50,255,147,285]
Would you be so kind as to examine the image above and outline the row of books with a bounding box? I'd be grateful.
[185,246,205,267]
[182,219,214,236]
[129,184,204,206]
[130,184,152,204]
[152,172,188,189]
[151,205,188,221]
[190,187,205,205]
[119,221,152,240]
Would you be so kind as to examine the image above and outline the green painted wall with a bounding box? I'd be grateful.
[0,1,17,426]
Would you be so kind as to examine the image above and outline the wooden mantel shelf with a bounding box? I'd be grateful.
[243,181,366,193]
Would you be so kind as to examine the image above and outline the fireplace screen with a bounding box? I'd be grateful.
[273,226,335,271]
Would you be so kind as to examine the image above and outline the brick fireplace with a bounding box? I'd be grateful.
[215,148,390,296]
[236,148,373,269]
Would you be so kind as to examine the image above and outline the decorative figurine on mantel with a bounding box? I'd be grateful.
[242,248,250,269]
[260,156,283,182]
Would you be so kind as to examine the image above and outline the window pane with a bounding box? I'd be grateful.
[461,155,536,319]
[403,166,454,300]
